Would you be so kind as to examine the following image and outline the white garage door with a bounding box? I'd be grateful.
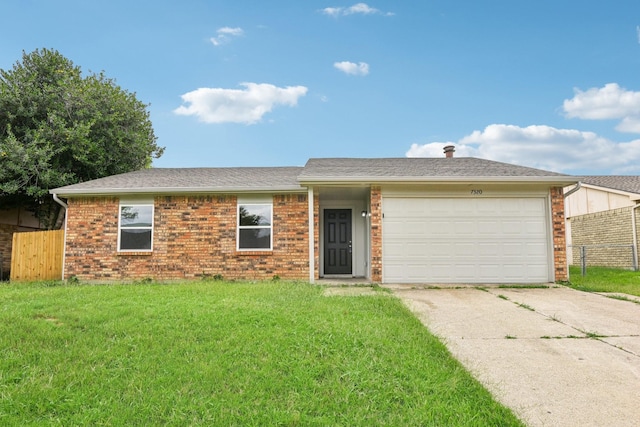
[382,197,550,283]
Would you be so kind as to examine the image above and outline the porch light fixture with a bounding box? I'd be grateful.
[361,210,367,217]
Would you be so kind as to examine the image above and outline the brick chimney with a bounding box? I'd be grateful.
[443,145,455,158]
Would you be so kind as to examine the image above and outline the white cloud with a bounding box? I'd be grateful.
[563,83,640,133]
[322,7,342,17]
[406,124,640,174]
[174,83,308,124]
[346,3,379,14]
[210,27,244,46]
[321,3,393,17]
[334,61,369,76]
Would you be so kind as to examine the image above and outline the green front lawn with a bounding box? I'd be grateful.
[0,280,523,426]
[569,266,640,297]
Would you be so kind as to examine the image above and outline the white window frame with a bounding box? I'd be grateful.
[118,203,154,252]
[237,202,273,251]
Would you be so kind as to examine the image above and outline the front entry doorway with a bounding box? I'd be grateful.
[323,209,352,275]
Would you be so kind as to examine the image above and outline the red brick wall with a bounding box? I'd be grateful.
[64,194,310,282]
[370,186,382,282]
[312,189,320,280]
[551,187,568,282]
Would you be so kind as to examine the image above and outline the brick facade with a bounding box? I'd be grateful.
[312,189,320,280]
[569,206,639,269]
[369,186,382,282]
[550,187,568,282]
[63,186,571,284]
[64,194,310,282]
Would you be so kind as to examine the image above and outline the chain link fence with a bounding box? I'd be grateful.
[569,244,639,276]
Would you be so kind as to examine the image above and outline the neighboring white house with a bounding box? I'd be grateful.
[564,176,640,269]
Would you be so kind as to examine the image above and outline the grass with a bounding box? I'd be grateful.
[548,313,562,323]
[0,280,523,426]
[516,303,535,311]
[568,266,640,297]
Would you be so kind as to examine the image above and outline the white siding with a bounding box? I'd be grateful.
[565,186,635,218]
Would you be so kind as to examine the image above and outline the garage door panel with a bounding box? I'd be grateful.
[502,265,527,279]
[424,220,451,234]
[476,242,501,257]
[383,219,409,234]
[429,199,455,214]
[502,241,526,255]
[451,264,477,280]
[406,265,428,278]
[451,242,476,257]
[428,241,453,255]
[451,220,475,234]
[478,220,501,234]
[429,264,456,280]
[524,242,547,256]
[402,245,432,257]
[523,220,546,234]
[501,220,526,234]
[522,198,546,213]
[382,197,550,283]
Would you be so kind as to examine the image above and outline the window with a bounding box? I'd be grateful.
[238,203,272,250]
[118,204,153,251]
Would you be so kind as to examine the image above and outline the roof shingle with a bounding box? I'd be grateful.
[580,176,640,195]
[299,157,571,180]
[51,157,577,196]
[52,167,304,195]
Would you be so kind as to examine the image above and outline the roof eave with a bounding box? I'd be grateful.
[50,185,306,197]
[298,176,580,185]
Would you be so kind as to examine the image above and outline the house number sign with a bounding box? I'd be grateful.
[470,189,483,195]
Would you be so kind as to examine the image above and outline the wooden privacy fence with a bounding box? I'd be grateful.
[11,229,64,281]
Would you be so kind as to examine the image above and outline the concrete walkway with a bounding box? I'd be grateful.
[388,285,640,427]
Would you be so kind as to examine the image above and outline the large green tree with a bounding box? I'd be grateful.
[0,48,164,227]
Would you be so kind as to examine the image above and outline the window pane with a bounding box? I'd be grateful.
[239,205,271,226]
[121,206,153,227]
[239,228,271,249]
[120,229,152,250]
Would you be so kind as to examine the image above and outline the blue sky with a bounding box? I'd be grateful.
[2,1,640,174]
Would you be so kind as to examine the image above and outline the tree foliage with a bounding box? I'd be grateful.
[0,48,164,227]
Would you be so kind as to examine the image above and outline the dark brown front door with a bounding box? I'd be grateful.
[324,209,352,275]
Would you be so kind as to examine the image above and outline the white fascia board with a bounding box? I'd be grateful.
[298,176,580,185]
[50,186,306,197]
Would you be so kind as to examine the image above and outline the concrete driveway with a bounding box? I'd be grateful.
[387,285,640,427]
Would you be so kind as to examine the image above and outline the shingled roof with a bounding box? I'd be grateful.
[298,157,574,183]
[52,167,304,195]
[51,157,577,196]
[580,176,640,195]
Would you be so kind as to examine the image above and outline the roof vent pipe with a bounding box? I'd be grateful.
[443,145,455,158]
